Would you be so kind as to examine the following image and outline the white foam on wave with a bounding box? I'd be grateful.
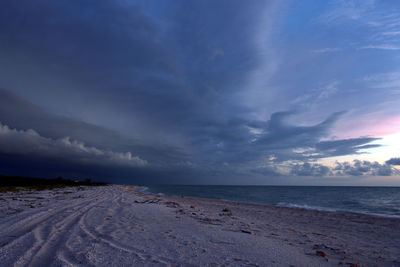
[136,186,164,196]
[277,202,338,212]
[277,202,400,218]
[137,186,150,194]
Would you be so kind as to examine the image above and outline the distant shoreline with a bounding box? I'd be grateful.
[0,174,107,192]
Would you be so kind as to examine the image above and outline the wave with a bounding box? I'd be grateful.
[277,202,338,212]
[277,202,400,218]
[137,186,150,194]
[137,186,164,195]
[145,185,400,218]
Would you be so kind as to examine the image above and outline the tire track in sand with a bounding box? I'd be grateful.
[0,187,110,266]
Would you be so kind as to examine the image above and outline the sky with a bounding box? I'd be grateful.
[1,0,400,185]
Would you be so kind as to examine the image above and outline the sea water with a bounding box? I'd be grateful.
[146,185,400,217]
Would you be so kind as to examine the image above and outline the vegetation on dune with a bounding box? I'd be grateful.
[0,175,107,192]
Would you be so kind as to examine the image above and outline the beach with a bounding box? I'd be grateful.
[1,185,399,266]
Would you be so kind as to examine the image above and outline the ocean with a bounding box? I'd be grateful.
[145,185,400,217]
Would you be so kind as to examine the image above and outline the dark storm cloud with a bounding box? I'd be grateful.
[0,88,188,167]
[289,160,395,177]
[0,0,274,180]
[386,158,400,165]
[315,138,381,157]
[290,162,332,177]
[0,88,123,148]
[333,160,394,176]
[185,111,347,165]
[0,0,178,79]
[0,1,393,183]
[253,111,344,150]
[251,166,283,177]
[0,122,147,167]
[246,111,380,163]
[0,0,269,137]
[0,119,203,184]
[0,87,384,182]
[0,153,199,185]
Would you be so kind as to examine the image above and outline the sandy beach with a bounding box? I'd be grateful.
[1,185,399,266]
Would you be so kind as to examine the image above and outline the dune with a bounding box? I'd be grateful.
[0,185,399,266]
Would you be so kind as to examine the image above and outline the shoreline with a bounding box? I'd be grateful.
[1,185,399,266]
[140,185,400,220]
[127,185,400,265]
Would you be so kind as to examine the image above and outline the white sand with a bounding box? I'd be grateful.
[1,185,399,266]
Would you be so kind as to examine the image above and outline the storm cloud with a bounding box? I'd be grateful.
[0,87,387,183]
[0,1,399,184]
[289,160,396,177]
[0,122,147,167]
[333,160,395,177]
[290,163,332,177]
[386,158,400,166]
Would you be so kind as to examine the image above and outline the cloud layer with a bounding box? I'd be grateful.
[0,88,392,183]
[0,1,399,184]
[386,158,400,166]
[0,122,147,167]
